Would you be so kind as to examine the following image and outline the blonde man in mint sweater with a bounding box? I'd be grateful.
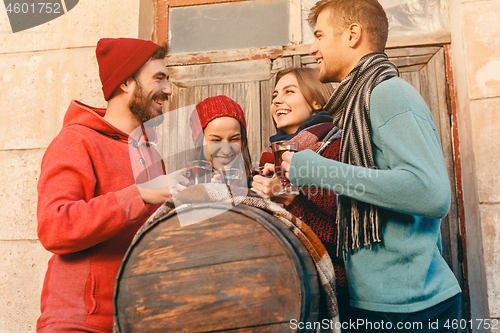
[282,0,461,331]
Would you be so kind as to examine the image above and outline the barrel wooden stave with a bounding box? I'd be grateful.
[122,213,289,278]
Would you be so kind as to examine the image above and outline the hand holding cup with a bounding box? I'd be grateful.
[271,141,299,195]
[281,151,295,180]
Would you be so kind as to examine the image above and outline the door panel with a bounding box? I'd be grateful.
[159,59,273,171]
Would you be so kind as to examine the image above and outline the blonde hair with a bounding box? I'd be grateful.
[308,0,389,52]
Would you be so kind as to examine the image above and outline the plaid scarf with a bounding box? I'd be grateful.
[269,111,334,143]
[323,52,399,256]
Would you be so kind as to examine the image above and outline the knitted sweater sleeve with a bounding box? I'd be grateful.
[286,139,340,219]
[285,140,348,289]
[289,79,451,219]
[37,128,150,254]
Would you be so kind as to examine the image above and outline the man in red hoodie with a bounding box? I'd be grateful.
[36,38,186,332]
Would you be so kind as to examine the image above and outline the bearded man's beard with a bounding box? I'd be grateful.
[129,80,165,127]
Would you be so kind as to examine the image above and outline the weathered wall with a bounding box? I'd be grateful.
[0,0,152,331]
[462,0,500,323]
[449,0,500,327]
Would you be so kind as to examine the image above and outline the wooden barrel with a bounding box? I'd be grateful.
[114,202,320,332]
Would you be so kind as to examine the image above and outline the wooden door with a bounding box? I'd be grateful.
[161,45,466,328]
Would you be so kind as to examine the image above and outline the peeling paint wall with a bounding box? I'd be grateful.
[0,0,150,331]
[462,2,500,100]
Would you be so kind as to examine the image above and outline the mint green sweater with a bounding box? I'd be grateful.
[289,77,460,313]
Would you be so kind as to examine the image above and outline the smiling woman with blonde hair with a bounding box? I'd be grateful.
[252,67,354,322]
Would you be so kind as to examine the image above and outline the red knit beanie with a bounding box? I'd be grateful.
[190,95,247,144]
[96,38,161,100]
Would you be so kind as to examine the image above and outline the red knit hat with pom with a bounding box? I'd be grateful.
[96,38,160,100]
[190,95,247,145]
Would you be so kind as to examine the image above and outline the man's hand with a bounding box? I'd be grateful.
[166,168,189,188]
[281,151,295,180]
[137,169,188,205]
[251,163,296,206]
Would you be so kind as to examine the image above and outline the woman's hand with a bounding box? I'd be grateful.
[281,151,295,180]
[211,172,222,183]
[251,163,281,199]
[251,163,296,206]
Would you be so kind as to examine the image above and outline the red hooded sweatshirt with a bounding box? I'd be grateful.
[37,100,164,332]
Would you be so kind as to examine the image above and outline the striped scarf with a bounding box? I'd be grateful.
[323,52,399,256]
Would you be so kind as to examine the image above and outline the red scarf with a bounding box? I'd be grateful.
[260,122,341,166]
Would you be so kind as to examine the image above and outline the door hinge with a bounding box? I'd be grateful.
[457,233,464,263]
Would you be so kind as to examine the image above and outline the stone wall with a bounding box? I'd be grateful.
[451,0,500,322]
[0,0,151,331]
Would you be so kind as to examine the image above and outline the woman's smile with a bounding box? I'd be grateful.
[275,108,291,117]
[213,152,236,165]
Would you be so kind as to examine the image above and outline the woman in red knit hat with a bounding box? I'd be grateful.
[252,67,354,324]
[189,95,253,186]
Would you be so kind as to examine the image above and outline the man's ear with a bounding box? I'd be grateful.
[347,23,362,48]
[119,77,135,94]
